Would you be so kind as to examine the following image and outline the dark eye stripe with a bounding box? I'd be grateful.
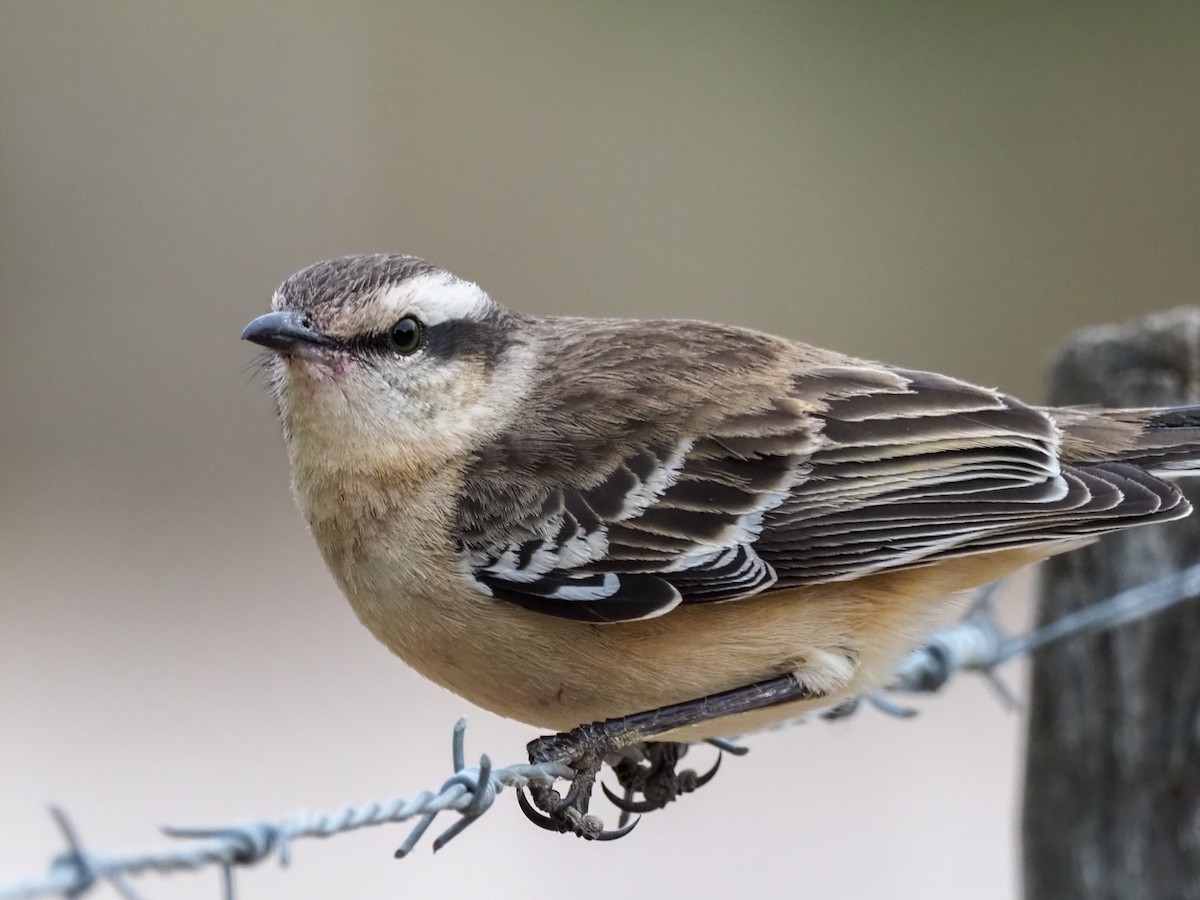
[348,313,516,370]
[419,319,491,360]
[421,316,517,369]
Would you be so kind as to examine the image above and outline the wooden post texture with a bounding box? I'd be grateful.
[1023,308,1200,899]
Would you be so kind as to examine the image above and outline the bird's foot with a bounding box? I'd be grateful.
[516,675,802,841]
[602,742,723,825]
[518,724,640,841]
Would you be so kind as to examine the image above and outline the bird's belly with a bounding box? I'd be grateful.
[339,550,1041,739]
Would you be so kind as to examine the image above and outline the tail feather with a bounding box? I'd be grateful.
[1046,404,1200,477]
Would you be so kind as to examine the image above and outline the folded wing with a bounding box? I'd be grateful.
[456,362,1190,623]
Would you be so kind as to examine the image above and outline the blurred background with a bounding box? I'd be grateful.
[2,3,1198,898]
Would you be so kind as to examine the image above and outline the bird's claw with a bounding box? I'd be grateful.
[594,817,640,841]
[517,784,638,840]
[600,782,661,814]
[693,751,723,788]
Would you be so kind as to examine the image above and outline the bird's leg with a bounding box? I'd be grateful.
[520,672,813,839]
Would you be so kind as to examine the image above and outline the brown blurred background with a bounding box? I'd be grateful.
[2,3,1198,898]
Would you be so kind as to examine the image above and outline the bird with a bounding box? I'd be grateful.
[243,253,1200,839]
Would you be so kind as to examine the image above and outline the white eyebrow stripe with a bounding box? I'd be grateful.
[376,271,492,326]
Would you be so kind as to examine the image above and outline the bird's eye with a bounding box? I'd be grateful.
[389,316,423,354]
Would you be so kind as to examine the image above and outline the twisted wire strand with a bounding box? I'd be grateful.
[3,562,1198,900]
[0,737,571,900]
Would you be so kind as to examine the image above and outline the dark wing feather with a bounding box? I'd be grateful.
[456,337,1190,622]
[477,572,681,624]
[461,401,819,621]
[755,369,1188,585]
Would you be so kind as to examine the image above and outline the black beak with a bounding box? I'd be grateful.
[241,311,334,355]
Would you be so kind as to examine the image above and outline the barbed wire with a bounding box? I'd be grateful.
[3,563,1199,900]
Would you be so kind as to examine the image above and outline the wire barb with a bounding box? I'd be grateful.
[394,717,506,857]
[3,562,1199,898]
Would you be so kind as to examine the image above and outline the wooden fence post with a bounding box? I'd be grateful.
[1023,308,1200,899]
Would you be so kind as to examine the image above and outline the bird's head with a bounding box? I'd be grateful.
[243,254,532,475]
